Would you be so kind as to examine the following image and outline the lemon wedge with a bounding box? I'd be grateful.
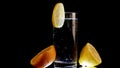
[52,3,65,28]
[81,66,97,68]
[79,43,102,67]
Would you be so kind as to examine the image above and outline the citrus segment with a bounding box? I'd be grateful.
[30,45,56,68]
[52,3,65,28]
[79,43,102,67]
[81,66,96,68]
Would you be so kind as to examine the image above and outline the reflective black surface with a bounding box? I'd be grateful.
[2,0,118,68]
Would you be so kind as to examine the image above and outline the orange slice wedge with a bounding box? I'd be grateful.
[52,3,65,28]
[79,43,102,67]
[30,45,56,68]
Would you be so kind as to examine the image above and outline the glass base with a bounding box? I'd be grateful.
[54,60,77,68]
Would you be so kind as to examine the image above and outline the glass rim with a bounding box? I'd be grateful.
[65,18,78,20]
[65,12,78,14]
[65,12,78,20]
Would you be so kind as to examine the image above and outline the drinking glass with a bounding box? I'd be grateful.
[53,12,78,68]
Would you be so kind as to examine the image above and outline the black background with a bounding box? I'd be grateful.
[1,0,118,68]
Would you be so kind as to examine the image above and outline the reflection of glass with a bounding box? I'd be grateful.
[53,12,78,67]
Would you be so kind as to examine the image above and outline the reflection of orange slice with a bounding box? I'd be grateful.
[30,45,56,68]
[79,43,102,67]
[52,3,65,28]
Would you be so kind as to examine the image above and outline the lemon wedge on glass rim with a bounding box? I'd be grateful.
[52,3,65,28]
[79,43,102,67]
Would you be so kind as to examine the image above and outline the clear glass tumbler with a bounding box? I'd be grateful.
[53,12,78,68]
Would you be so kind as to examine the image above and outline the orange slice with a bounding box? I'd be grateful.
[52,2,65,28]
[79,43,102,67]
[30,45,56,68]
